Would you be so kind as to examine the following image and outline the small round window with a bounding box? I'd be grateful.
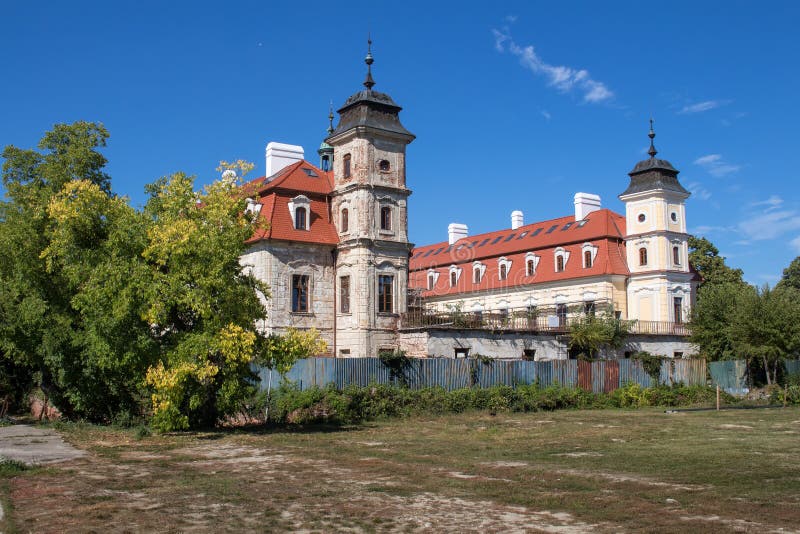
[379,159,390,171]
[670,212,678,222]
[637,213,646,223]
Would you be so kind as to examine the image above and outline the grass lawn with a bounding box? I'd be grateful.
[2,406,800,532]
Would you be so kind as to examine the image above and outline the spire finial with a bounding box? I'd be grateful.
[647,118,658,158]
[363,34,375,90]
[327,100,334,134]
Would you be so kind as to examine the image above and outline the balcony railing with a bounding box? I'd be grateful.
[400,308,689,337]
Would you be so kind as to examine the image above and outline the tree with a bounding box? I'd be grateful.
[689,282,746,361]
[0,122,153,421]
[728,285,800,385]
[776,256,800,292]
[688,236,745,290]
[568,306,633,359]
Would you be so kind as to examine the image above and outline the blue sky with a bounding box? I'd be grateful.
[1,1,798,284]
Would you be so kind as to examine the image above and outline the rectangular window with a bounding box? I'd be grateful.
[673,297,683,324]
[673,246,681,265]
[556,303,567,327]
[674,351,684,359]
[378,275,394,313]
[473,267,481,284]
[339,276,350,313]
[584,301,596,316]
[522,349,536,361]
[380,206,392,231]
[291,274,309,313]
[339,348,351,357]
[454,348,470,358]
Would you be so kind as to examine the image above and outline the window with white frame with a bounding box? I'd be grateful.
[498,257,512,281]
[581,243,598,269]
[245,198,262,216]
[449,265,462,287]
[427,269,439,290]
[525,252,540,277]
[554,247,570,272]
[473,261,485,284]
[287,195,311,231]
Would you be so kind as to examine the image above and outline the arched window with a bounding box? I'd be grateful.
[526,259,535,276]
[379,159,390,171]
[343,154,351,178]
[499,263,508,280]
[584,250,593,268]
[380,206,392,231]
[673,246,680,265]
[556,255,565,272]
[473,265,482,284]
[639,247,648,266]
[450,271,457,287]
[428,273,435,290]
[341,208,349,233]
[295,207,307,230]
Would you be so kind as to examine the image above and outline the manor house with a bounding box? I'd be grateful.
[240,46,698,360]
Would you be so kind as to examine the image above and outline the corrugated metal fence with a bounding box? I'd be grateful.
[255,358,708,394]
[707,360,800,395]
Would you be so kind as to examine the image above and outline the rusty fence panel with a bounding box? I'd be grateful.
[603,360,619,393]
[577,360,593,391]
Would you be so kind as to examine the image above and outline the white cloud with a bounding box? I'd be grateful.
[749,195,783,211]
[690,224,731,235]
[541,110,551,120]
[686,181,712,200]
[678,99,731,114]
[694,153,741,177]
[492,28,613,104]
[738,210,800,241]
[504,14,518,23]
[792,236,800,253]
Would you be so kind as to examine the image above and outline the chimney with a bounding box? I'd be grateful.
[265,142,304,178]
[574,192,601,221]
[448,223,468,245]
[511,210,524,230]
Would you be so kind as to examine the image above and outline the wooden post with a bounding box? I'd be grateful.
[716,385,720,411]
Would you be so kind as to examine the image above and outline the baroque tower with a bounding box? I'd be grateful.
[326,40,416,357]
[619,121,696,327]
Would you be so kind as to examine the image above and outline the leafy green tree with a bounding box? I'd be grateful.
[688,236,745,290]
[776,256,800,292]
[0,122,153,420]
[728,285,800,385]
[689,282,745,361]
[568,306,633,359]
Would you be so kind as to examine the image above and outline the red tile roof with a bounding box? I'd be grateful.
[244,161,339,246]
[409,209,630,297]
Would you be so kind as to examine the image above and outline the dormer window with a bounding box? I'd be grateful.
[497,257,512,281]
[473,261,485,284]
[343,154,351,178]
[288,195,311,231]
[380,206,392,231]
[448,265,462,287]
[524,252,539,276]
[295,207,307,230]
[341,208,349,233]
[554,247,570,273]
[379,159,390,171]
[639,247,648,266]
[581,243,598,269]
[427,269,439,290]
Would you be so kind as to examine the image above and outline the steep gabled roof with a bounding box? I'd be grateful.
[243,160,338,246]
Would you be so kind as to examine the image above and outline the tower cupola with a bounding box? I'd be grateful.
[318,104,335,171]
[620,119,689,198]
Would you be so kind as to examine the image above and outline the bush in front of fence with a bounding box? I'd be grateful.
[262,382,730,426]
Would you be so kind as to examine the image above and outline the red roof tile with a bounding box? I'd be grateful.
[243,160,338,246]
[409,209,630,297]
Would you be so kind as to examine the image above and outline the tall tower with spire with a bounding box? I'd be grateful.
[326,38,416,357]
[619,121,696,329]
[317,104,335,171]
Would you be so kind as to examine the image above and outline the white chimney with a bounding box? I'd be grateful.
[448,223,468,245]
[266,142,304,178]
[574,192,601,221]
[511,210,524,230]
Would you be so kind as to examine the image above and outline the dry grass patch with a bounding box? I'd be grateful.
[1,407,799,532]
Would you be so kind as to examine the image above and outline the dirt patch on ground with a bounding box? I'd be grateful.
[553,468,711,492]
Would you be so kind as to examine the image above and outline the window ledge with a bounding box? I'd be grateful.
[378,313,399,318]
[290,312,314,317]
[379,230,395,236]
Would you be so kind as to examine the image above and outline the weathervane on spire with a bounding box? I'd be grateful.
[648,118,658,158]
[363,34,375,90]
[327,100,334,135]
